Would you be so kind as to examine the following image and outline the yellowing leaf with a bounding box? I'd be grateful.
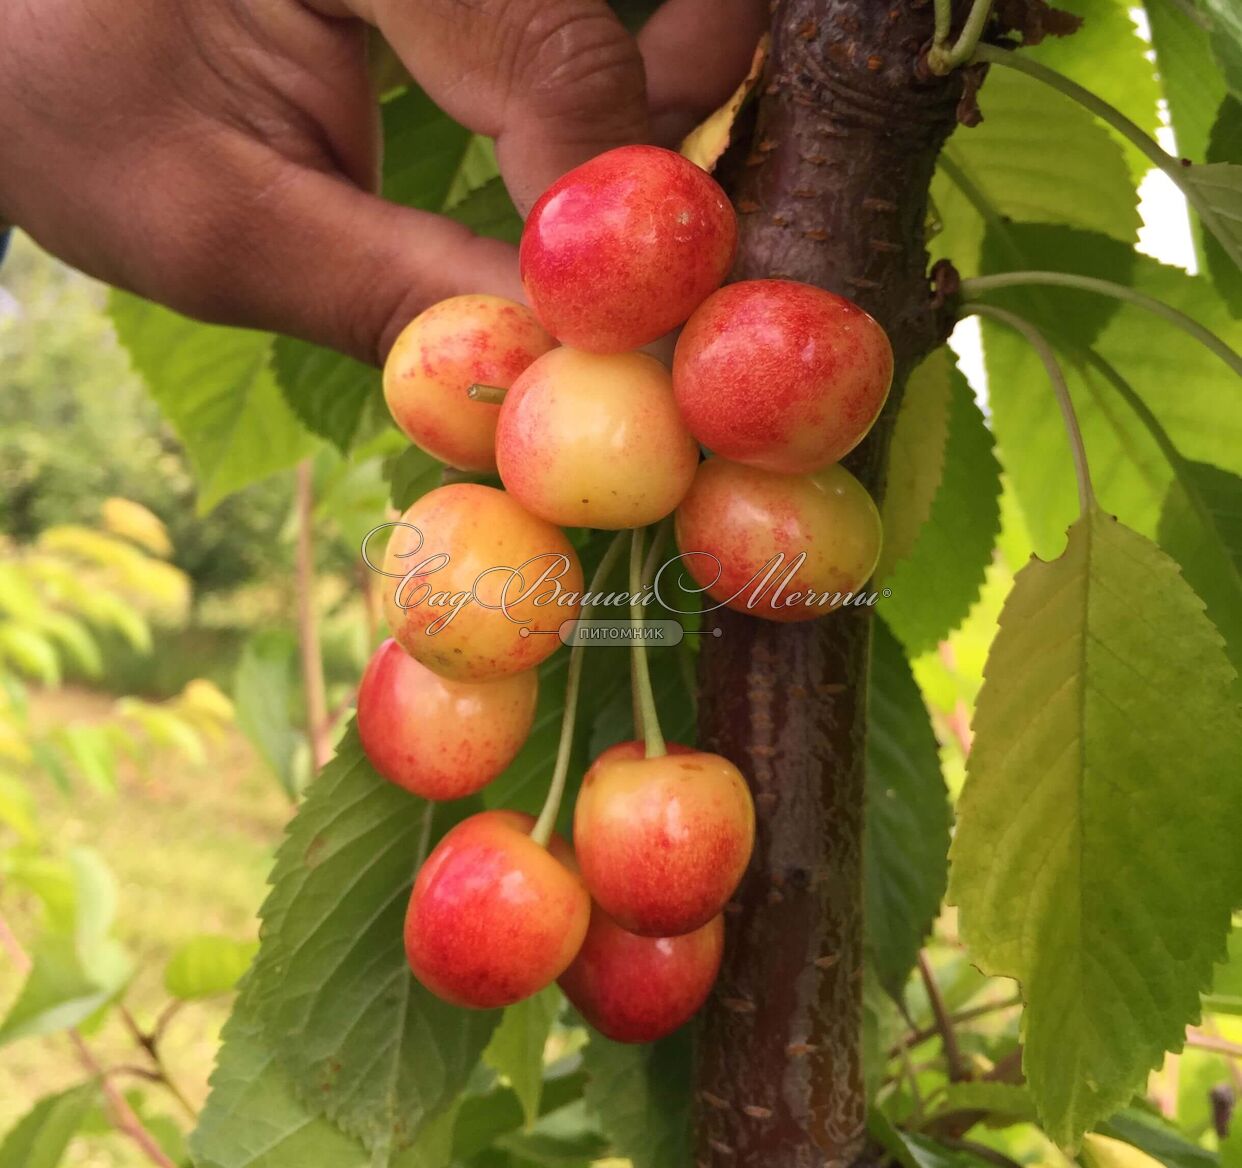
[1081,1134,1167,1168]
[100,497,172,558]
[949,509,1242,1145]
[680,34,769,173]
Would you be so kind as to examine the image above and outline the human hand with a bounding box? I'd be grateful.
[0,0,765,364]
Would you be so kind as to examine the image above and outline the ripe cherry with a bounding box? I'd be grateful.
[559,906,724,1043]
[380,483,583,681]
[357,638,537,800]
[674,457,882,623]
[673,280,893,474]
[495,349,699,530]
[383,295,555,472]
[404,810,589,1009]
[573,748,754,937]
[520,145,737,353]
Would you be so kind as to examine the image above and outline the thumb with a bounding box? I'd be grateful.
[356,0,649,214]
[160,155,523,365]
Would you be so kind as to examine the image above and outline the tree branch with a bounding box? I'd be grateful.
[693,3,972,1164]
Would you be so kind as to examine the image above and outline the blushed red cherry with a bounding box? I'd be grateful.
[496,349,699,529]
[383,295,555,472]
[674,458,882,623]
[380,484,583,681]
[520,145,737,353]
[357,638,537,800]
[404,810,589,1009]
[574,749,754,937]
[673,280,893,474]
[559,906,724,1043]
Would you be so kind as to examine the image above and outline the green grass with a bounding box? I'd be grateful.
[0,687,291,1167]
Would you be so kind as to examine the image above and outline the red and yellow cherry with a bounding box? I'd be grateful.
[357,638,537,800]
[574,749,754,936]
[381,484,583,681]
[559,906,724,1043]
[520,145,737,353]
[674,458,882,623]
[383,295,555,472]
[404,810,589,1009]
[673,280,893,474]
[495,349,699,529]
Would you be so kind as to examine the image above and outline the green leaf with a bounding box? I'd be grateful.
[109,291,315,511]
[1204,97,1242,314]
[0,623,60,685]
[1158,461,1242,677]
[0,849,132,1045]
[981,234,1241,558]
[247,726,499,1154]
[1182,157,1242,278]
[0,934,128,1045]
[192,980,373,1168]
[876,350,952,579]
[484,987,561,1127]
[1025,0,1161,174]
[386,445,444,512]
[1196,0,1242,99]
[0,1082,99,1168]
[382,88,475,211]
[272,337,378,453]
[165,935,258,1000]
[925,1081,1036,1129]
[932,68,1140,273]
[444,178,523,244]
[233,630,304,799]
[1097,1107,1219,1168]
[582,1031,691,1168]
[1146,0,1229,163]
[949,508,1242,1145]
[864,620,950,999]
[878,351,1001,655]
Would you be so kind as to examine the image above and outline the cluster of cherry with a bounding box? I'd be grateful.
[355,145,892,1042]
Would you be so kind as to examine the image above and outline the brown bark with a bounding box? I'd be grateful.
[694,3,970,1165]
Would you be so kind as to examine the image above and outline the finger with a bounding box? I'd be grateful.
[314,0,649,214]
[140,144,522,365]
[638,0,769,145]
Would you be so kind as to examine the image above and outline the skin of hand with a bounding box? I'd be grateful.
[0,0,766,364]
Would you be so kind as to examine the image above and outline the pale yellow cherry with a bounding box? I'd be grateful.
[495,348,699,530]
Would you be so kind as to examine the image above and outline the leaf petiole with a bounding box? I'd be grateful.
[963,302,1096,516]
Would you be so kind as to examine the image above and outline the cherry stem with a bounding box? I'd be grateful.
[963,303,1096,517]
[630,517,672,735]
[928,0,994,74]
[530,532,628,847]
[467,383,508,404]
[630,527,667,760]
